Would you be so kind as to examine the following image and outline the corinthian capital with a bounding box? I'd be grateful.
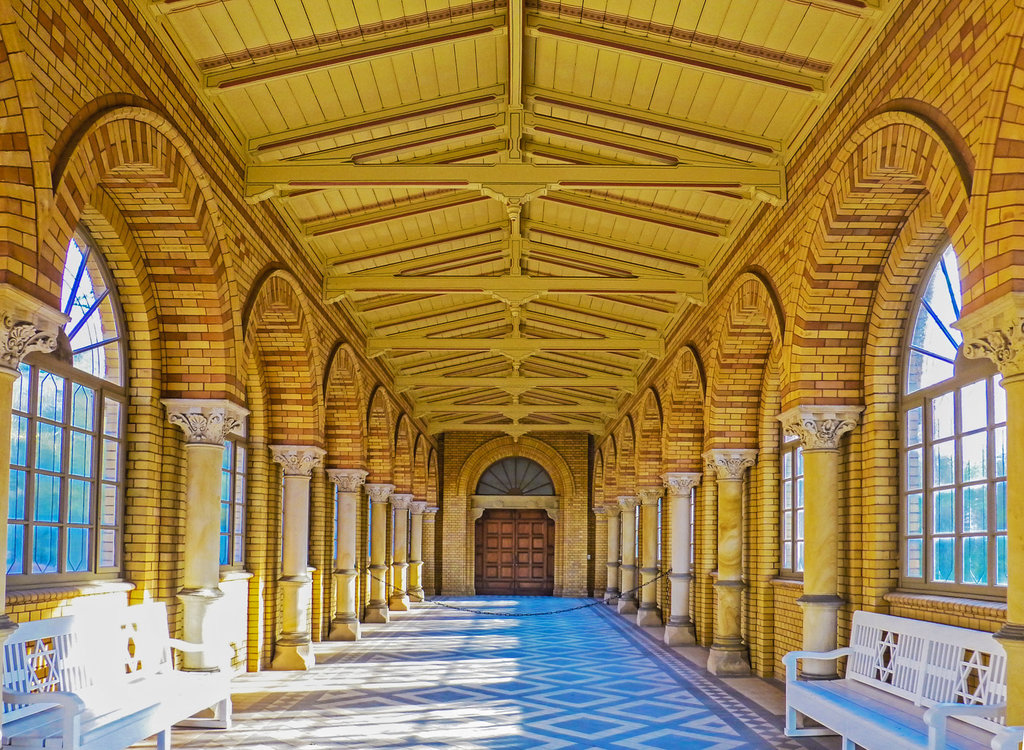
[391,493,414,510]
[327,468,368,493]
[0,285,67,373]
[164,399,248,445]
[662,472,701,497]
[955,293,1024,378]
[617,495,639,511]
[778,405,863,451]
[410,500,428,515]
[637,487,662,506]
[365,483,395,504]
[271,445,326,476]
[703,449,757,481]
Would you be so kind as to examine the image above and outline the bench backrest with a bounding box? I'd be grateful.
[846,611,1007,732]
[2,602,175,724]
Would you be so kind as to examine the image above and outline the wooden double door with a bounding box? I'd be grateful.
[474,509,555,596]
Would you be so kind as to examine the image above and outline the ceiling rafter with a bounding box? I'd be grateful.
[523,238,695,277]
[795,0,881,15]
[415,403,617,417]
[204,16,506,93]
[325,224,506,267]
[406,140,509,164]
[528,16,826,95]
[524,141,628,166]
[423,421,607,436]
[330,115,506,164]
[537,192,728,238]
[523,220,704,271]
[366,336,664,357]
[394,375,636,392]
[304,191,488,237]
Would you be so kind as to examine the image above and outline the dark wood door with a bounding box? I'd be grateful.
[475,509,554,595]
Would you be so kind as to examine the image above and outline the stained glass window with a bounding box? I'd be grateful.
[475,457,555,495]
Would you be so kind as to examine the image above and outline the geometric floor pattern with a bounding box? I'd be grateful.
[157,597,832,749]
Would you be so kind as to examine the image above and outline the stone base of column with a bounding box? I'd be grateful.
[329,616,360,641]
[389,593,411,611]
[797,594,843,679]
[603,587,619,604]
[707,642,751,676]
[617,596,638,615]
[636,604,662,627]
[364,601,390,623]
[271,634,314,671]
[409,586,425,602]
[0,614,19,644]
[178,586,225,671]
[664,618,696,646]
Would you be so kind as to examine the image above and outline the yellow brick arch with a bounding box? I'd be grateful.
[323,343,365,469]
[393,414,415,494]
[600,435,618,503]
[635,388,663,488]
[365,385,395,485]
[45,106,240,400]
[785,111,976,406]
[614,417,637,491]
[661,346,705,474]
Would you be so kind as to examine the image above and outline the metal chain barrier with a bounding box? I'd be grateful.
[360,567,672,617]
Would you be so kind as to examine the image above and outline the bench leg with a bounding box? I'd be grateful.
[785,706,838,738]
[175,697,232,730]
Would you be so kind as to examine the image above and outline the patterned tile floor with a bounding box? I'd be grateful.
[153,597,834,750]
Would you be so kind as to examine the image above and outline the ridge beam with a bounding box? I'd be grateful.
[394,375,637,392]
[414,403,617,417]
[366,336,664,356]
[425,421,606,436]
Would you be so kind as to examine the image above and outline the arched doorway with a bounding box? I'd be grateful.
[472,458,556,596]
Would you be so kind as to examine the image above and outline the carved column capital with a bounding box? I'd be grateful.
[391,493,414,510]
[637,487,662,506]
[662,472,701,497]
[617,495,639,511]
[164,399,248,445]
[778,404,863,451]
[703,449,758,481]
[271,445,326,476]
[410,500,428,515]
[365,483,395,504]
[592,506,608,519]
[421,507,439,521]
[955,292,1024,379]
[0,285,68,373]
[327,468,368,493]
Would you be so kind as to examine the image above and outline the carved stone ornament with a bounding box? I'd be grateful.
[637,487,662,506]
[954,292,1024,379]
[0,286,68,373]
[778,405,863,451]
[592,506,609,518]
[327,468,368,493]
[662,472,701,497]
[391,493,414,510]
[164,399,248,445]
[270,445,326,476]
[364,483,395,504]
[703,449,758,481]
[617,495,639,511]
[410,500,428,515]
[421,506,439,519]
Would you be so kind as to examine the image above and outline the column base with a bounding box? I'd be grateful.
[389,594,411,612]
[364,601,390,623]
[603,588,619,604]
[0,614,19,645]
[409,587,425,602]
[707,644,751,676]
[617,596,638,615]
[271,636,314,671]
[664,621,696,646]
[636,605,662,627]
[329,617,360,641]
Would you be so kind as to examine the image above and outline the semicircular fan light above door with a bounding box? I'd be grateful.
[475,457,554,496]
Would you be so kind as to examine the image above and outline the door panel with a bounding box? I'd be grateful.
[475,509,554,595]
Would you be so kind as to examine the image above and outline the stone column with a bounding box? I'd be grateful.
[270,445,325,670]
[957,295,1024,724]
[409,501,427,602]
[326,468,367,641]
[636,488,663,627]
[604,504,621,603]
[165,399,248,669]
[617,495,639,615]
[0,287,65,647]
[364,483,394,623]
[422,507,438,596]
[780,405,862,678]
[389,493,413,612]
[704,449,757,676]
[663,472,701,646]
[592,507,608,599]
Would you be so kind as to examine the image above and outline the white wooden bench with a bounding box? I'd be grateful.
[2,601,232,749]
[784,611,1024,750]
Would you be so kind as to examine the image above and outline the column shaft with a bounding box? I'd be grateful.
[604,509,620,603]
[327,469,366,641]
[664,473,700,646]
[364,484,394,623]
[1003,376,1024,725]
[409,502,426,602]
[617,497,638,615]
[637,490,662,627]
[390,495,412,612]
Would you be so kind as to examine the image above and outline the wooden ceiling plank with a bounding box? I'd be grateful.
[204,15,506,92]
[522,220,703,270]
[366,336,663,355]
[423,421,606,435]
[325,223,506,267]
[537,191,728,238]
[415,403,617,417]
[394,374,636,391]
[304,190,487,236]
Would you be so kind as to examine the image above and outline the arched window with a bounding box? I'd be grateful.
[901,245,1006,595]
[475,457,554,495]
[9,233,126,580]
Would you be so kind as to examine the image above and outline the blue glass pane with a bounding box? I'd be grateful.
[997,536,1008,586]
[12,364,29,412]
[222,442,233,471]
[996,481,1007,532]
[69,431,93,477]
[221,471,231,502]
[34,474,60,523]
[32,526,58,574]
[219,535,229,566]
[11,414,28,466]
[962,484,987,533]
[906,538,922,578]
[35,422,62,473]
[933,489,955,534]
[932,441,955,487]
[65,528,89,573]
[6,524,23,574]
[906,493,923,535]
[932,537,955,583]
[220,501,230,533]
[962,537,987,585]
[70,384,94,431]
[68,479,91,524]
[99,528,116,568]
[995,426,1007,478]
[9,470,26,520]
[37,371,64,422]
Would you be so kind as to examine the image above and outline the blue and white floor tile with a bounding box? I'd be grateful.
[159,597,833,749]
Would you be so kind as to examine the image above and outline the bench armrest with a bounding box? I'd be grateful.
[3,688,86,712]
[168,638,234,671]
[989,725,1024,750]
[782,647,852,683]
[923,703,1024,750]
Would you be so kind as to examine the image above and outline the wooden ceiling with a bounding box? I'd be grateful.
[147,0,893,437]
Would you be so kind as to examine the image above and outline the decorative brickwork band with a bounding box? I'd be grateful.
[0,285,67,373]
[637,487,662,506]
[778,405,863,451]
[662,472,701,497]
[703,449,758,481]
[955,293,1024,378]
[271,445,326,476]
[365,483,395,503]
[164,399,248,445]
[327,468,368,493]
